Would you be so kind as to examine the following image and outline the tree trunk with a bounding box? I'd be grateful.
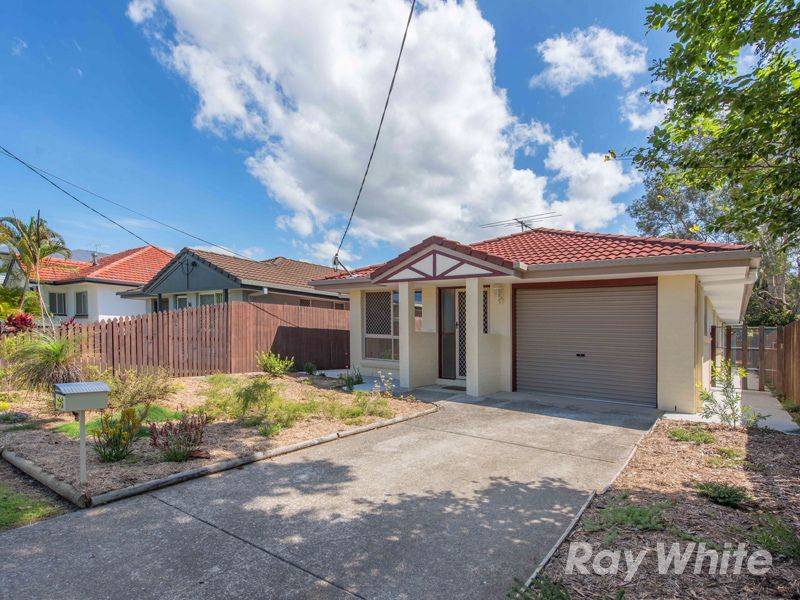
[18,275,29,310]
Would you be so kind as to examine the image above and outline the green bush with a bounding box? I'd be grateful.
[507,576,573,600]
[303,362,317,375]
[256,351,295,377]
[699,360,766,427]
[92,408,142,462]
[9,333,83,392]
[339,368,364,391]
[101,368,177,418]
[668,426,716,444]
[753,513,800,558]
[695,481,750,508]
[258,421,284,437]
[585,499,668,533]
[149,414,208,462]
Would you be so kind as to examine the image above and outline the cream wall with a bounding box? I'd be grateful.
[399,282,437,388]
[465,280,512,396]
[657,275,699,413]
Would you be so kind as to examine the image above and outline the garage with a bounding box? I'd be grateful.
[514,283,657,406]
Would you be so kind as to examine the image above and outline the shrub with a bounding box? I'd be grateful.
[699,360,766,427]
[340,368,364,391]
[303,362,317,375]
[585,498,668,533]
[668,426,715,444]
[149,414,208,462]
[103,368,177,420]
[695,481,750,508]
[0,401,9,413]
[507,575,582,600]
[256,351,295,377]
[9,332,83,392]
[258,421,284,437]
[3,312,35,334]
[0,410,30,424]
[92,408,142,462]
[753,513,800,558]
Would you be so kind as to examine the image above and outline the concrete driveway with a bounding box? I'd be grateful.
[0,391,658,600]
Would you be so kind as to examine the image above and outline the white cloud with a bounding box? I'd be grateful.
[10,37,27,56]
[531,26,646,96]
[127,0,156,24]
[544,137,637,229]
[619,86,668,132]
[130,1,640,262]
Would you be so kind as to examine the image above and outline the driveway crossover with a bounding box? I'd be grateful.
[0,392,658,599]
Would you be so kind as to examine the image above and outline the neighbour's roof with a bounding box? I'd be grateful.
[24,246,174,285]
[189,249,339,291]
[320,228,751,281]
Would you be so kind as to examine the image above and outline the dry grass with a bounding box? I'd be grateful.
[538,420,800,598]
[0,372,424,497]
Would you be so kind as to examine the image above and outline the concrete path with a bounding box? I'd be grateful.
[0,392,658,600]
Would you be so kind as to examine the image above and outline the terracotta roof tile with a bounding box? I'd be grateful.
[318,228,751,281]
[27,246,173,285]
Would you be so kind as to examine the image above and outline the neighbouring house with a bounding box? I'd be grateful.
[2,246,173,322]
[311,228,760,413]
[122,248,348,311]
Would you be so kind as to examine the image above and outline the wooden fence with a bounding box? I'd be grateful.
[711,322,800,403]
[2,302,350,377]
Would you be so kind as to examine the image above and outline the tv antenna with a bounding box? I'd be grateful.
[480,212,560,232]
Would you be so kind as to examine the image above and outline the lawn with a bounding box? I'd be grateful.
[520,421,800,599]
[0,372,424,498]
[0,461,69,530]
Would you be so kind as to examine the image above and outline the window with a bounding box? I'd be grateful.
[198,293,215,306]
[299,299,311,307]
[48,292,66,316]
[334,302,346,311]
[363,291,399,360]
[174,295,188,309]
[75,291,88,317]
[215,292,224,304]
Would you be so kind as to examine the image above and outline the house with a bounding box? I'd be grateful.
[311,228,760,413]
[122,248,348,311]
[2,246,173,322]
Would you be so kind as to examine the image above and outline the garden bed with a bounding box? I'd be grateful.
[523,420,800,598]
[0,372,429,501]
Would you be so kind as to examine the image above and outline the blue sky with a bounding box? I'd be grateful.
[1,0,672,267]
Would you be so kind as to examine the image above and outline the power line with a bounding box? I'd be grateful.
[333,0,416,269]
[0,146,250,260]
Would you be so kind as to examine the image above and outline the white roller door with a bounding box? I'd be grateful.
[515,285,657,406]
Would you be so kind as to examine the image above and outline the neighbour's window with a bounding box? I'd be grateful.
[334,302,346,311]
[364,291,399,360]
[198,293,215,306]
[299,299,311,307]
[215,292,224,304]
[482,288,489,334]
[174,295,188,309]
[48,292,66,316]
[75,291,88,317]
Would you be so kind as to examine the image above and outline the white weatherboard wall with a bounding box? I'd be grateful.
[657,275,699,413]
[40,283,147,323]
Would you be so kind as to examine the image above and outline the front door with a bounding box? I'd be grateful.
[439,288,467,379]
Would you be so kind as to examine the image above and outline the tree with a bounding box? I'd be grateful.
[0,215,71,309]
[635,0,800,247]
[628,176,799,325]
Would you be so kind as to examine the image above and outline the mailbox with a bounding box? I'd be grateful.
[53,382,109,413]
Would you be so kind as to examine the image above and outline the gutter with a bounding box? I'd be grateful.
[523,249,758,273]
[239,280,346,299]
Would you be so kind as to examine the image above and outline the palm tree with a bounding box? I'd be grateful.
[0,214,71,309]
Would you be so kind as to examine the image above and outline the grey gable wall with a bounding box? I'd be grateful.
[147,259,239,294]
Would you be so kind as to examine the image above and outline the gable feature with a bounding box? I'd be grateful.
[375,247,512,283]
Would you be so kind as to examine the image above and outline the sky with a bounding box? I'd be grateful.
[0,0,673,268]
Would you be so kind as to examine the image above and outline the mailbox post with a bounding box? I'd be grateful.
[53,382,109,485]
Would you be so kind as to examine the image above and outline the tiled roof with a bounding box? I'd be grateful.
[190,250,339,290]
[27,246,174,285]
[319,228,751,281]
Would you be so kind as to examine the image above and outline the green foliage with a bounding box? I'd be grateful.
[339,368,364,391]
[745,289,797,326]
[0,288,41,318]
[699,360,766,427]
[9,332,83,392]
[0,482,62,530]
[635,0,800,246]
[258,421,284,437]
[753,513,800,558]
[584,497,668,534]
[0,410,29,423]
[89,367,177,420]
[92,408,142,462]
[256,351,295,377]
[695,481,750,508]
[668,426,716,444]
[705,446,748,469]
[508,576,572,600]
[303,362,317,375]
[149,414,208,462]
[54,404,182,439]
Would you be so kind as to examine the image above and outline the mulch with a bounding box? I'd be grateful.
[539,420,800,599]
